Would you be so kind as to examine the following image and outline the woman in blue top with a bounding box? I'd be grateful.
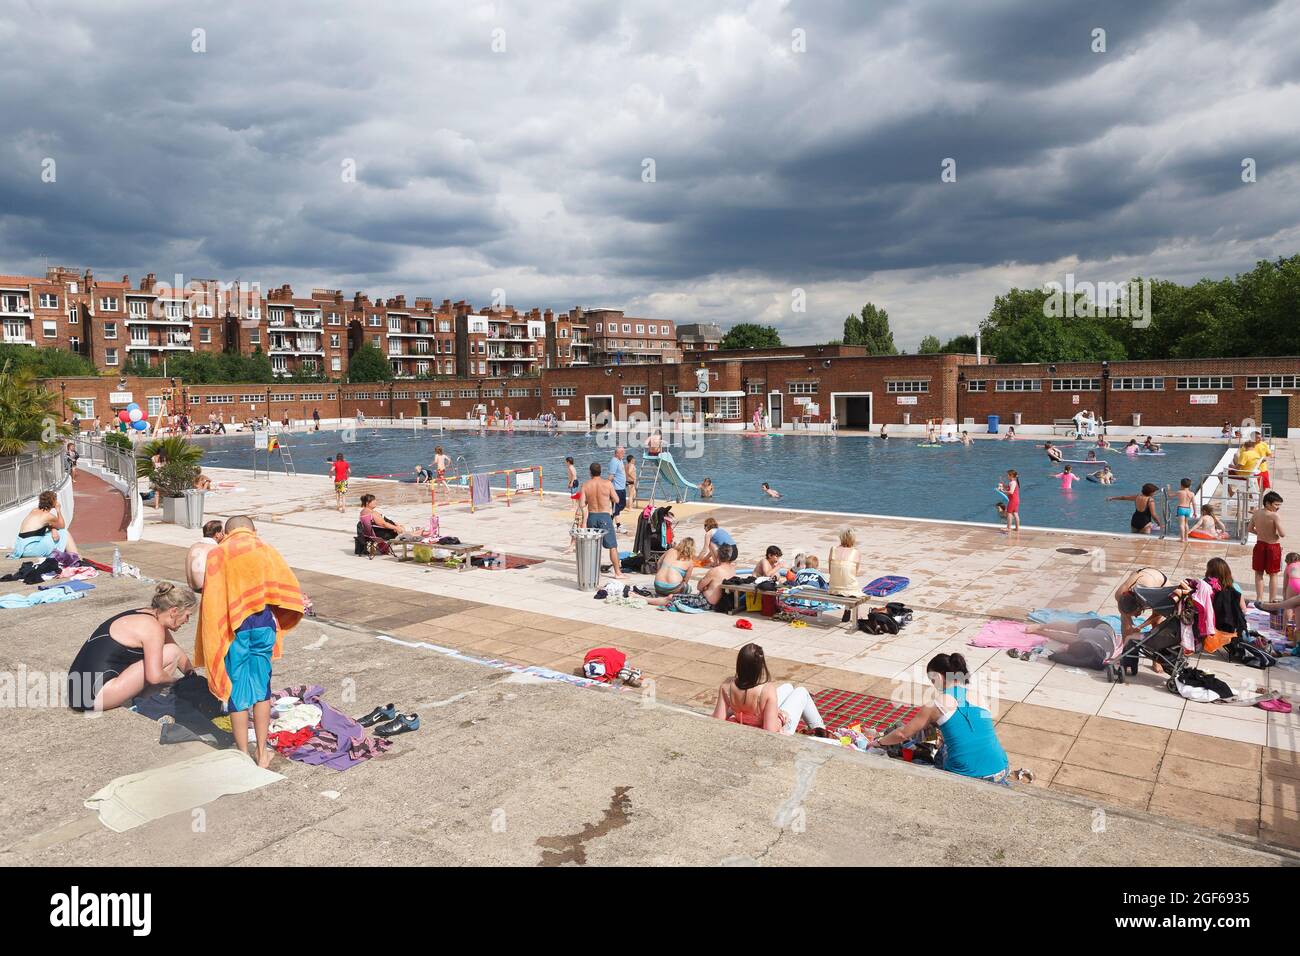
[869,653,1010,783]
[702,517,736,566]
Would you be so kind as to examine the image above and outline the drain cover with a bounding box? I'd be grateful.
[1057,547,1088,555]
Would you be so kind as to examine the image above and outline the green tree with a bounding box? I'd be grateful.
[0,344,97,378]
[347,344,394,383]
[0,360,71,454]
[842,303,897,354]
[979,288,1128,363]
[940,334,978,354]
[918,335,942,354]
[720,323,782,350]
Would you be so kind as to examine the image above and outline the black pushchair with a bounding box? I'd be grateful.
[627,505,673,574]
[1104,583,1274,690]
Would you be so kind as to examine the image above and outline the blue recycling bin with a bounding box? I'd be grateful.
[987,414,1000,434]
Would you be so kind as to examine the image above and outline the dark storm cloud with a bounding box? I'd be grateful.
[0,0,1297,345]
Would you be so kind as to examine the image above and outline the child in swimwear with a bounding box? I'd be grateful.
[1086,450,1099,462]
[1089,463,1115,485]
[1004,426,1016,441]
[1142,436,1161,453]
[1189,504,1229,540]
[761,482,782,499]
[1096,434,1110,450]
[1050,465,1079,492]
[1285,552,1300,633]
[997,470,1020,532]
[1125,439,1140,456]
[1043,442,1063,463]
[1175,478,1196,542]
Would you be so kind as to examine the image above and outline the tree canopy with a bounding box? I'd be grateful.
[347,344,394,383]
[720,323,782,350]
[0,343,96,378]
[842,303,897,354]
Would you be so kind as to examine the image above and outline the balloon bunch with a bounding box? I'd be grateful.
[116,403,149,431]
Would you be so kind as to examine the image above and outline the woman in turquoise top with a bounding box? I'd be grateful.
[869,653,1010,782]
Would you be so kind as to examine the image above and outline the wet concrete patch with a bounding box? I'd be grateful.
[535,786,633,866]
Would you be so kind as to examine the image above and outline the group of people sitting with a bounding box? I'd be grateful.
[711,643,1011,783]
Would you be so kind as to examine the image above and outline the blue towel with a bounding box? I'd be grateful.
[0,586,84,608]
[39,579,95,592]
[9,531,55,559]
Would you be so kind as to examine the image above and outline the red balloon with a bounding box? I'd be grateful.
[118,410,131,422]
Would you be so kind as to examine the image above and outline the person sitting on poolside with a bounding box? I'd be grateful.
[11,491,75,558]
[652,536,697,597]
[1189,504,1230,539]
[753,545,785,579]
[67,582,197,712]
[701,518,735,566]
[359,493,405,541]
[761,482,782,499]
[647,544,737,612]
[1003,426,1016,441]
[1044,441,1063,463]
[194,472,213,491]
[866,653,1010,783]
[699,477,714,499]
[711,642,830,737]
[879,424,889,441]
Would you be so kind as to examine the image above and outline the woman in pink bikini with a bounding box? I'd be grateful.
[711,643,829,737]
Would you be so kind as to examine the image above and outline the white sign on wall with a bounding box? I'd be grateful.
[1072,394,1080,405]
[440,401,451,407]
[792,396,810,406]
[625,398,641,406]
[110,391,133,404]
[556,399,570,407]
[806,403,820,416]
[1190,394,1219,405]
[896,396,918,405]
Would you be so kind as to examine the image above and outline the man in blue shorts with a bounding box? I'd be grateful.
[582,462,623,580]
[608,444,627,533]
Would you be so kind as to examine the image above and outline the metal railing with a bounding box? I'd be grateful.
[1191,470,1257,545]
[0,446,68,514]
[74,435,140,525]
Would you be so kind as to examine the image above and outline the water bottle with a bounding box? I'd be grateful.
[111,548,122,577]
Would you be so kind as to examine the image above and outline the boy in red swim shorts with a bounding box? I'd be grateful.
[1250,491,1286,603]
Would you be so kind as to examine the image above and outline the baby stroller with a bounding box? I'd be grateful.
[1104,583,1274,690]
[629,505,674,574]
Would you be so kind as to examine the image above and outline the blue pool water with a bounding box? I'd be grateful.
[194,430,1229,534]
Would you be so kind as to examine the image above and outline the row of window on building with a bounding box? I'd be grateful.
[965,376,1299,393]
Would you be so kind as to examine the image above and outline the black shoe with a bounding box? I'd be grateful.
[357,703,396,727]
[374,713,420,737]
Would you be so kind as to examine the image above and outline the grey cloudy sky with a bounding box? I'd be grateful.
[2,0,1299,347]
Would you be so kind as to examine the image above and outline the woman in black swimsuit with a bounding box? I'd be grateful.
[67,582,197,712]
[1109,483,1162,535]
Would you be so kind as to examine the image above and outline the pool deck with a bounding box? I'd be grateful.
[100,436,1300,851]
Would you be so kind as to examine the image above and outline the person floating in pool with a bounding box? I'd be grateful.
[997,470,1020,532]
[1043,442,1064,463]
[1189,504,1230,540]
[761,482,782,500]
[1088,463,1116,485]
[1050,465,1079,492]
[699,477,714,498]
[1142,436,1161,453]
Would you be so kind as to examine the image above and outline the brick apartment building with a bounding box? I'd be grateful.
[585,309,681,365]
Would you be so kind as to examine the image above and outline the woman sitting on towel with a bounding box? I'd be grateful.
[867,653,1010,783]
[359,493,405,541]
[652,536,697,596]
[11,491,75,558]
[711,642,830,737]
[67,582,197,712]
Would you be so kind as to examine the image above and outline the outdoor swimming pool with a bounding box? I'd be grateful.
[194,429,1231,534]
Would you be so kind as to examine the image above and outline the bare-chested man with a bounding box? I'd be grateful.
[648,543,738,610]
[186,520,226,593]
[581,462,622,579]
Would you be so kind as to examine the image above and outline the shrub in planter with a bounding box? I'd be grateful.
[136,436,203,502]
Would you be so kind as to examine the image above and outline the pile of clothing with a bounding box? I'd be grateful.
[265,685,392,771]
[0,551,99,608]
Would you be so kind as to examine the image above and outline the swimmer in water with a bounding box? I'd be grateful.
[699,477,714,499]
[1124,439,1140,456]
[1189,504,1230,539]
[1086,450,1099,463]
[1003,426,1017,441]
[1096,434,1110,450]
[761,482,782,499]
[1142,436,1161,453]
[1044,442,1064,463]
[1089,463,1115,485]
[880,424,889,441]
[1050,465,1079,491]
[961,430,972,446]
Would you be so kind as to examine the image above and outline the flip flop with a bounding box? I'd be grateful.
[357,703,396,727]
[374,712,420,737]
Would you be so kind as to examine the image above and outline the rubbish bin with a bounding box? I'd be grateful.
[987,414,999,434]
[182,489,206,530]
[1132,412,1142,428]
[574,528,605,592]
[1013,412,1023,426]
[902,412,911,426]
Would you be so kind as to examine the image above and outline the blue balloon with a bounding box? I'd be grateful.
[127,403,139,411]
[131,420,148,431]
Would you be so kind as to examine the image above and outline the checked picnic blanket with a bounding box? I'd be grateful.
[802,688,918,735]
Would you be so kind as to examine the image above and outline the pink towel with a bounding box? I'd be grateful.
[967,619,1045,650]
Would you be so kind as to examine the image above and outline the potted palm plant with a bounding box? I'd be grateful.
[136,436,204,524]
